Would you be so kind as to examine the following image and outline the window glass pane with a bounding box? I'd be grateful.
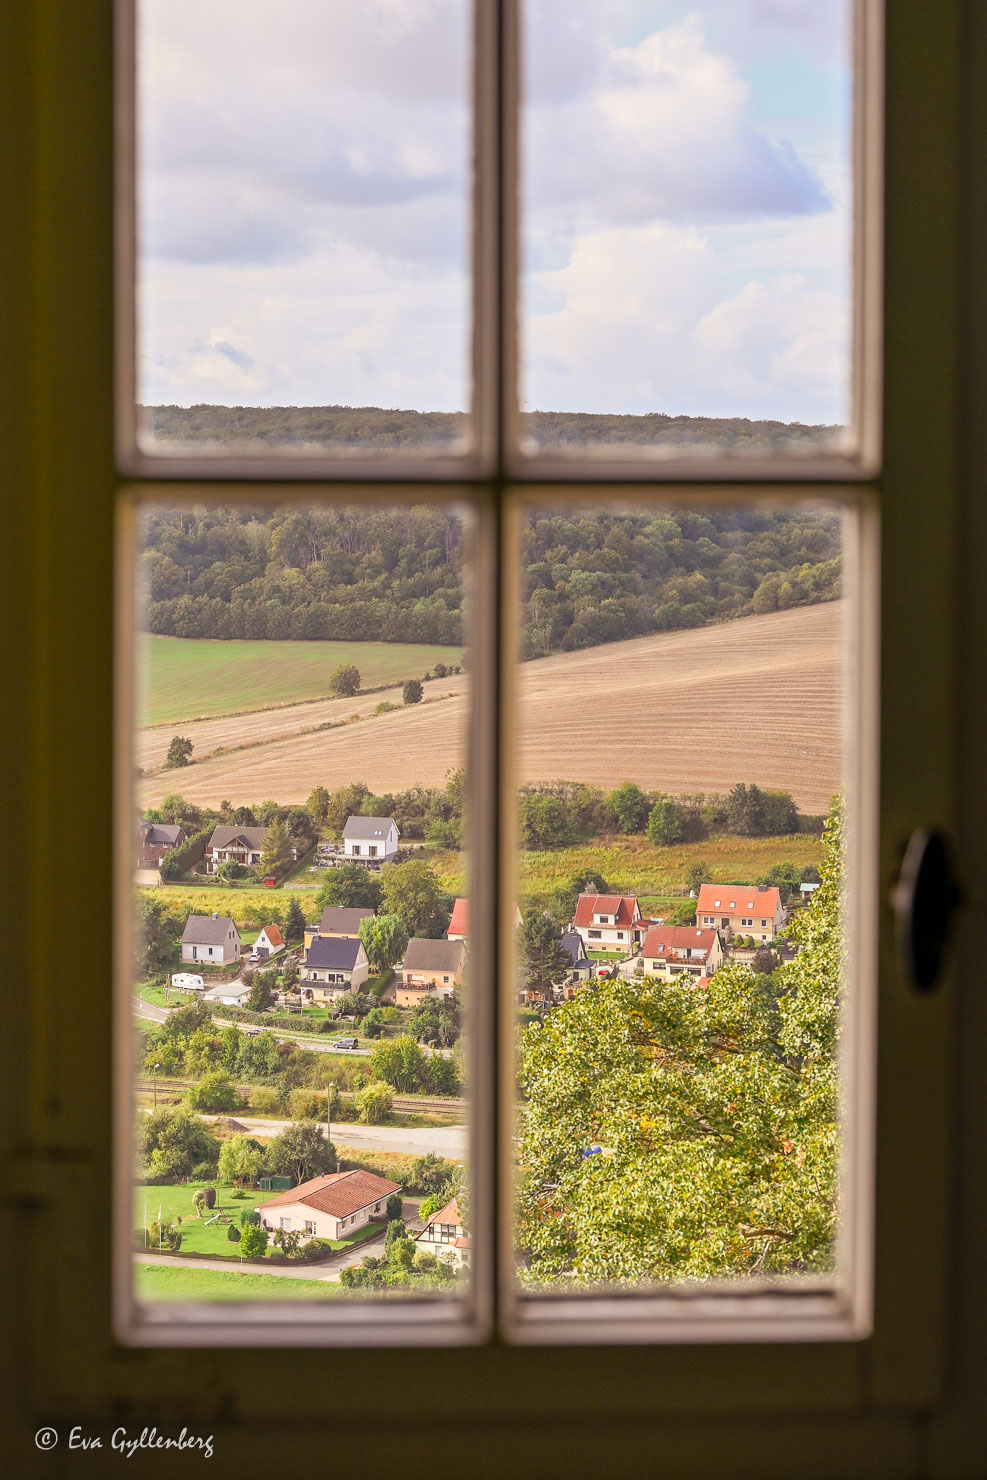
[512,499,849,1292]
[135,1,472,459]
[130,501,471,1314]
[520,1,854,462]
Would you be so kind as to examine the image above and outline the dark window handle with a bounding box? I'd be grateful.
[891,829,963,991]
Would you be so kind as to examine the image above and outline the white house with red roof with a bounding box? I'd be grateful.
[255,1169,400,1243]
[415,1196,470,1269]
[695,884,786,942]
[254,924,284,959]
[572,893,643,953]
[640,926,723,981]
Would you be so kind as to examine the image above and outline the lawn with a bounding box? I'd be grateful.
[426,834,827,910]
[135,980,173,1009]
[140,635,465,727]
[135,1181,383,1258]
[135,1263,344,1301]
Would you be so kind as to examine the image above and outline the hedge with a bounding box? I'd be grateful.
[158,828,212,882]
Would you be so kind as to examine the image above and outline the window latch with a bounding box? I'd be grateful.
[892,829,963,991]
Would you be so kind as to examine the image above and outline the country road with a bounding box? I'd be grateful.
[199,1113,468,1161]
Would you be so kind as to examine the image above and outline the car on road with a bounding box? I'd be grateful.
[248,951,260,964]
[336,1036,359,1050]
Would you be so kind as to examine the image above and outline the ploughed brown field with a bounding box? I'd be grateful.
[137,602,843,814]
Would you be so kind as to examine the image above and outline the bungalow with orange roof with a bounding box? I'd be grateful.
[415,1196,470,1269]
[695,883,786,942]
[255,1169,400,1244]
[572,893,643,954]
[640,925,723,981]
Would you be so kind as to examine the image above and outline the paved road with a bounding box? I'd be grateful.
[199,1113,467,1161]
[132,996,169,1024]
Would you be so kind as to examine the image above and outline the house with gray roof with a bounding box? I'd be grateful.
[180,913,242,965]
[205,825,268,874]
[342,815,399,863]
[560,931,593,981]
[300,934,370,1001]
[396,937,467,1005]
[136,819,186,869]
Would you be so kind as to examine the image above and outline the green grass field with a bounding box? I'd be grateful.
[135,1263,344,1301]
[135,1181,381,1258]
[150,884,323,926]
[140,636,465,727]
[428,834,825,908]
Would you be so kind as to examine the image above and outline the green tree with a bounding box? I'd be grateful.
[418,1191,450,1221]
[686,861,713,894]
[306,785,330,824]
[315,863,383,912]
[386,1192,404,1222]
[410,1153,453,1197]
[519,794,572,850]
[328,663,361,697]
[402,678,424,705]
[358,913,408,973]
[260,817,293,877]
[135,894,181,976]
[761,790,799,835]
[265,1122,337,1184]
[218,1135,263,1187]
[239,1224,268,1259]
[369,1035,426,1093]
[355,1079,394,1124]
[138,1108,219,1182]
[184,1071,238,1113]
[227,1223,241,1243]
[380,860,449,938]
[608,782,650,834]
[285,895,307,941]
[646,794,685,846]
[247,970,276,1013]
[384,1217,406,1252]
[164,735,193,768]
[726,782,766,836]
[518,909,573,996]
[516,797,844,1285]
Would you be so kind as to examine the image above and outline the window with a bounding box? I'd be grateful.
[7,0,981,1461]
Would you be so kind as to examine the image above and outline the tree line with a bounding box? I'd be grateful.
[138,499,840,654]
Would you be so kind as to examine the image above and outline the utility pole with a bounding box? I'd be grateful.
[153,1062,161,1113]
[327,1082,334,1164]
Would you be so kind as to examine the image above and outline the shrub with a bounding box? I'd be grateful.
[190,1159,219,1181]
[409,1153,453,1197]
[227,1223,241,1243]
[386,1193,404,1222]
[184,1071,239,1113]
[239,1209,261,1228]
[248,1087,280,1115]
[384,1218,406,1251]
[203,1186,217,1210]
[355,1079,394,1125]
[418,1191,451,1221]
[239,1225,269,1259]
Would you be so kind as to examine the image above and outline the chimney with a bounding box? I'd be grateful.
[211,912,219,919]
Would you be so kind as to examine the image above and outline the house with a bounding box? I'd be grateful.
[415,1196,470,1269]
[300,935,370,1000]
[252,923,284,959]
[640,926,724,981]
[447,897,521,942]
[342,815,399,862]
[303,905,375,954]
[136,820,186,869]
[800,882,820,900]
[395,937,467,1005]
[695,884,786,942]
[572,893,642,954]
[202,981,251,1008]
[180,914,241,965]
[256,1169,401,1244]
[559,931,593,982]
[205,825,268,873]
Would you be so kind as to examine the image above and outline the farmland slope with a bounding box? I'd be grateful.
[138,602,842,813]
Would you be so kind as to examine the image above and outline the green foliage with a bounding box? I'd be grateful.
[380,860,449,938]
[518,909,573,995]
[328,662,361,697]
[227,1222,241,1243]
[355,1079,395,1124]
[239,1224,269,1259]
[367,1035,457,1095]
[218,1135,263,1188]
[408,1154,452,1198]
[164,734,193,768]
[384,1217,406,1252]
[184,1071,239,1113]
[402,678,424,705]
[686,861,713,893]
[240,1208,261,1228]
[135,894,182,975]
[417,1191,451,1221]
[315,862,383,912]
[260,817,294,878]
[666,900,697,926]
[647,795,685,846]
[139,1108,220,1183]
[158,827,211,881]
[358,913,408,973]
[265,1121,337,1184]
[285,895,307,941]
[247,970,276,1013]
[608,782,650,834]
[516,797,844,1285]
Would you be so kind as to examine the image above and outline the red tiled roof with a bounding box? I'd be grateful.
[419,1196,462,1232]
[448,897,468,937]
[696,885,782,917]
[255,1169,400,1219]
[260,924,284,946]
[572,893,639,929]
[641,926,718,959]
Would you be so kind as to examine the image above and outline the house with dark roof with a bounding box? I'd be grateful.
[396,937,467,1005]
[180,913,242,965]
[255,1169,401,1243]
[300,934,370,1000]
[136,820,186,869]
[205,825,268,874]
[342,815,399,862]
[560,931,594,980]
[303,905,376,956]
[695,883,786,942]
[640,926,723,980]
[415,1196,470,1269]
[571,893,643,954]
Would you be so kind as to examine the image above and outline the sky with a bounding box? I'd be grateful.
[138,0,851,426]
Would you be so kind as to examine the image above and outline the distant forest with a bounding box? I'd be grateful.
[142,498,841,656]
[141,403,842,456]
